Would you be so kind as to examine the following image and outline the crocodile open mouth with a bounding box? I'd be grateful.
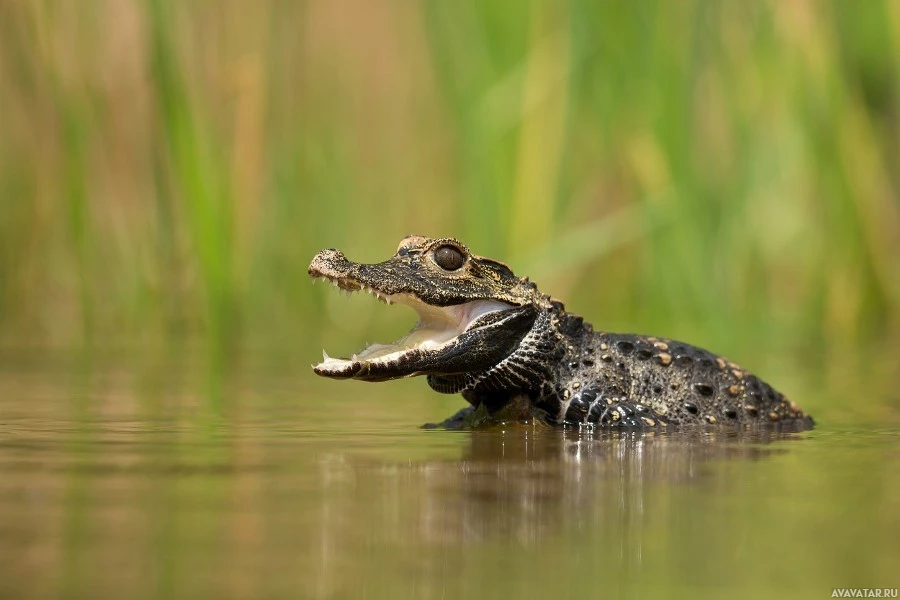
[311,273,514,378]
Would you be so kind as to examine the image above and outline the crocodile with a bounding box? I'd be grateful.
[308,236,813,430]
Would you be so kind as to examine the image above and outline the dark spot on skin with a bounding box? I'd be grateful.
[616,341,634,354]
[745,404,758,416]
[600,354,612,362]
[580,389,598,404]
[582,359,594,367]
[616,404,635,417]
[635,349,652,360]
[652,385,663,395]
[685,403,699,415]
[694,383,715,397]
[675,355,692,367]
[616,362,627,370]
[569,362,579,369]
[566,398,588,421]
[589,403,607,422]
[724,408,738,419]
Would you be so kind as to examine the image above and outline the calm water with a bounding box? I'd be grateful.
[1,351,898,599]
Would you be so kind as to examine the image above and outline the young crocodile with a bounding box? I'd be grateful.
[309,236,813,430]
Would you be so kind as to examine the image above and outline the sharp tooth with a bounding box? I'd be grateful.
[351,353,359,362]
[332,281,338,287]
[322,349,331,361]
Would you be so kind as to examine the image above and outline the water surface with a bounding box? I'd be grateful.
[0,352,898,599]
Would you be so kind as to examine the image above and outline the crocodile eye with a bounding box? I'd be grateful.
[433,245,465,271]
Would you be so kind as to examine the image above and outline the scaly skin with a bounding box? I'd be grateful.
[539,326,809,429]
[309,236,813,430]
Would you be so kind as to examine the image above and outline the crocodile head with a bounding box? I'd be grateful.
[308,235,549,386]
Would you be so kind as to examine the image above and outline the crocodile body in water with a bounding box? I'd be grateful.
[309,236,813,430]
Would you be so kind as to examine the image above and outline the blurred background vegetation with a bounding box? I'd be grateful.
[1,1,898,412]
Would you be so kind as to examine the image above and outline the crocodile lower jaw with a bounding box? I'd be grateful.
[312,279,513,377]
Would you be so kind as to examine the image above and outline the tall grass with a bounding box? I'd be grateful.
[0,1,898,404]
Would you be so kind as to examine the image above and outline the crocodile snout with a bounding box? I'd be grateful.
[308,248,351,279]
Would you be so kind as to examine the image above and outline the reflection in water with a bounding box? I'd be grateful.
[1,359,897,599]
[315,427,801,545]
